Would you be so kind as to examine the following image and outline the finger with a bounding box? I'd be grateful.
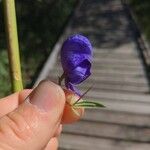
[0,90,32,118]
[18,89,33,103]
[44,125,62,150]
[62,89,84,124]
[44,137,58,150]
[0,89,32,103]
[54,124,62,137]
[0,80,65,150]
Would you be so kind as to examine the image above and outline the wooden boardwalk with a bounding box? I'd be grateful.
[36,0,150,149]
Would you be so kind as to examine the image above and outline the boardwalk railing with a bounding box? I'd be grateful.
[124,0,150,65]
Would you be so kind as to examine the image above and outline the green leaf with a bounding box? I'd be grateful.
[73,101,105,108]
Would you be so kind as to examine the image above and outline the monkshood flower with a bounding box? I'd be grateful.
[60,34,92,95]
[59,34,104,109]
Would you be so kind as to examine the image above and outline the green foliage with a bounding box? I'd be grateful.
[129,0,150,41]
[0,0,76,97]
[0,50,11,97]
[73,100,105,108]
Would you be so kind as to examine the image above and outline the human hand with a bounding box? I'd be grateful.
[0,80,83,150]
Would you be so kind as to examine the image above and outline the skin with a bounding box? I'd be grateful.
[62,89,84,124]
[0,81,84,150]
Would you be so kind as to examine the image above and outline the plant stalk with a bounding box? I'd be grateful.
[58,72,66,85]
[3,0,23,92]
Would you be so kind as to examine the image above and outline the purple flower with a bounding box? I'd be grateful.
[60,34,93,95]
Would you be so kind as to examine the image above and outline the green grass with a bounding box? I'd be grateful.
[0,0,76,97]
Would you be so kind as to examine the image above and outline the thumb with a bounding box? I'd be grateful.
[0,80,65,150]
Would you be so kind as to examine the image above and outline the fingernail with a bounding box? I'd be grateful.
[27,80,62,112]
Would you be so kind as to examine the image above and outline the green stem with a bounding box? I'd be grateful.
[58,72,65,86]
[3,0,23,92]
[73,87,92,105]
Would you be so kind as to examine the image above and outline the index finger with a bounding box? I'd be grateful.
[0,89,32,117]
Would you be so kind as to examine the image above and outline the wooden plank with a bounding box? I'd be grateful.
[83,109,150,127]
[48,76,149,93]
[93,44,138,55]
[59,133,150,150]
[57,56,142,67]
[81,90,150,103]
[49,71,147,85]
[52,55,142,68]
[51,66,145,77]
[87,76,147,84]
[84,78,148,87]
[93,57,141,64]
[93,51,140,59]
[93,59,141,67]
[50,64,145,78]
[79,0,122,12]
[93,48,138,54]
[92,63,144,71]
[93,63,144,70]
[48,75,149,94]
[79,84,149,94]
[55,60,144,72]
[62,120,150,142]
[84,97,150,114]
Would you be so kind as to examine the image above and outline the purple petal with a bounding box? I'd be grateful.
[62,53,91,73]
[61,34,92,55]
[61,34,92,73]
[65,80,81,96]
[67,59,91,84]
[60,34,93,92]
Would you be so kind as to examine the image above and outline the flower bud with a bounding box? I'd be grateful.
[61,34,93,95]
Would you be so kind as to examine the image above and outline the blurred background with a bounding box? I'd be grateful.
[1,0,150,149]
[0,0,76,97]
[0,0,150,97]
